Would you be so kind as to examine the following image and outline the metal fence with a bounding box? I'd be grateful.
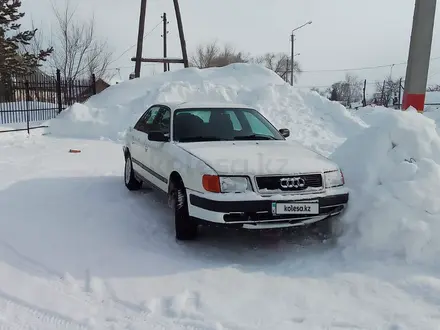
[0,69,96,133]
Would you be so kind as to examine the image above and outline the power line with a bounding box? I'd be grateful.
[302,63,402,73]
[106,63,156,71]
[301,56,440,73]
[295,81,378,89]
[108,20,163,67]
[109,54,440,75]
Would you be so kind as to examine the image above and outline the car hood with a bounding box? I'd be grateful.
[176,140,339,175]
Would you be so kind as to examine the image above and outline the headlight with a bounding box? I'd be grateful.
[220,176,252,193]
[324,169,344,188]
[202,175,252,193]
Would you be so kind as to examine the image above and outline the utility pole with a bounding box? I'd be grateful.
[134,0,148,78]
[161,12,169,72]
[290,34,294,86]
[402,0,437,112]
[173,0,189,67]
[290,21,312,86]
[132,0,188,76]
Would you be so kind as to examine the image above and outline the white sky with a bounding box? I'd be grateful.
[21,0,440,93]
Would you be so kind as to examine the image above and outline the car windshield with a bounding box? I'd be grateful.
[172,107,285,142]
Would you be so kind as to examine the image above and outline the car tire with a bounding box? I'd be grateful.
[173,182,198,241]
[124,154,142,191]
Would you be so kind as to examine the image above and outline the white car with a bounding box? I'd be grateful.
[123,101,349,240]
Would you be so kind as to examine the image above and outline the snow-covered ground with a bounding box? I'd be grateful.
[2,64,440,329]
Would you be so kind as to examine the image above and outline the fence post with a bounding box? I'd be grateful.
[56,69,62,114]
[69,78,73,105]
[25,81,30,134]
[91,74,97,95]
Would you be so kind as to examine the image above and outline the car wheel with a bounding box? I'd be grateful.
[173,182,198,241]
[124,154,142,191]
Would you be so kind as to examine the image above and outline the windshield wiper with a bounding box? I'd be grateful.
[233,134,276,140]
[178,136,223,142]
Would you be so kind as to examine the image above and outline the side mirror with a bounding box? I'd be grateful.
[148,131,169,142]
[279,128,290,138]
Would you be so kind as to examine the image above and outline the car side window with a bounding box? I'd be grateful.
[134,106,161,133]
[157,107,171,135]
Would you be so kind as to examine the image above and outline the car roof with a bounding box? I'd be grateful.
[155,101,255,111]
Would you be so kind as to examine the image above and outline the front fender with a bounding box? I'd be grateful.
[169,145,217,193]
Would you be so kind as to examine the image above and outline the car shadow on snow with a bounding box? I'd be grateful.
[0,175,342,281]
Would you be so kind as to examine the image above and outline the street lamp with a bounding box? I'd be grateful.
[290,21,312,86]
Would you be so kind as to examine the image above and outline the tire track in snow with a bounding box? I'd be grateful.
[0,240,63,279]
[0,243,136,329]
[102,280,151,315]
[81,279,159,328]
[123,189,179,255]
[145,290,251,330]
[0,289,88,330]
[99,281,236,329]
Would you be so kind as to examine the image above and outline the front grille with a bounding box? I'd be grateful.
[255,174,323,192]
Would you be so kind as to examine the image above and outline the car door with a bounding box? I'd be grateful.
[131,105,162,180]
[146,106,171,191]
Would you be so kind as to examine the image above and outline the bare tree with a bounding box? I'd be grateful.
[427,84,440,92]
[44,0,114,81]
[327,73,363,108]
[374,75,401,107]
[189,41,250,68]
[190,44,303,84]
[252,52,302,83]
[345,74,363,107]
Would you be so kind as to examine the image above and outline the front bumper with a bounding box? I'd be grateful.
[188,191,349,229]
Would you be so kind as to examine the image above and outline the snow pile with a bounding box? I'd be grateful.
[47,63,365,155]
[332,108,440,265]
[350,105,402,126]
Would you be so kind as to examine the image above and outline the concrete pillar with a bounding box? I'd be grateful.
[402,0,437,112]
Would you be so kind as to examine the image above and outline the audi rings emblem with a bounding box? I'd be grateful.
[279,177,306,189]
